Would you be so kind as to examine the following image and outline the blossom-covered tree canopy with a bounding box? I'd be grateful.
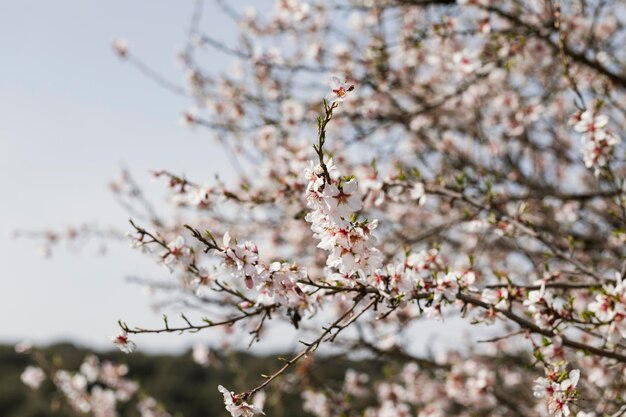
[17,0,626,416]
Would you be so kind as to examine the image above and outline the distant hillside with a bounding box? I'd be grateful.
[0,343,385,417]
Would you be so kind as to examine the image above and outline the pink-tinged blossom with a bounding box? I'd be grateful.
[524,283,553,310]
[192,344,212,367]
[90,386,117,417]
[218,385,265,417]
[534,368,580,417]
[112,39,128,57]
[137,397,173,417]
[533,376,557,399]
[321,180,362,223]
[191,268,212,296]
[80,355,101,383]
[522,282,559,327]
[452,49,480,74]
[548,392,572,417]
[571,110,621,175]
[540,337,565,363]
[588,293,615,322]
[234,241,260,285]
[304,159,336,193]
[281,99,305,129]
[560,369,580,393]
[258,261,308,309]
[573,111,608,134]
[21,366,46,390]
[327,76,353,103]
[302,390,330,417]
[162,235,192,269]
[14,340,33,354]
[434,272,460,302]
[343,369,370,398]
[219,232,260,287]
[55,370,91,413]
[482,287,509,309]
[586,273,626,344]
[424,302,444,320]
[305,161,382,280]
[444,360,496,407]
[212,230,313,314]
[273,0,310,24]
[187,185,213,207]
[112,330,136,354]
[178,111,197,128]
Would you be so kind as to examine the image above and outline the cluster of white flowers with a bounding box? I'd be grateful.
[343,369,370,398]
[170,184,214,208]
[451,48,481,74]
[411,269,473,320]
[302,389,331,417]
[129,232,195,272]
[588,272,626,346]
[303,358,501,417]
[215,233,311,312]
[533,368,580,417]
[190,267,213,296]
[445,360,496,408]
[522,282,569,328]
[219,232,260,289]
[137,397,173,417]
[272,0,310,26]
[22,352,174,417]
[304,160,383,282]
[572,110,620,175]
[366,248,465,310]
[393,260,471,318]
[53,355,139,417]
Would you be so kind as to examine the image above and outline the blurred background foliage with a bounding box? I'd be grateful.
[1,344,386,417]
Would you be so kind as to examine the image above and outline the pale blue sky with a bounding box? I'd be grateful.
[0,0,240,351]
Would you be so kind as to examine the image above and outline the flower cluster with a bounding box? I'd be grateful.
[301,356,506,417]
[522,283,563,327]
[19,351,173,417]
[368,248,441,290]
[533,368,580,417]
[219,232,260,288]
[572,110,620,175]
[445,360,496,408]
[304,160,383,282]
[588,273,626,346]
[53,355,140,417]
[137,397,173,417]
[216,233,311,312]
